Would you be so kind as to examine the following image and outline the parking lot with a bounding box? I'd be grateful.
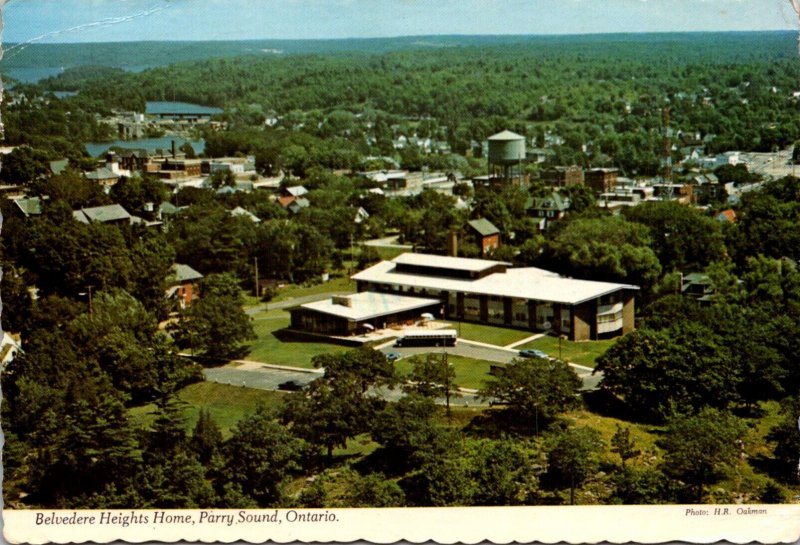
[204,363,321,391]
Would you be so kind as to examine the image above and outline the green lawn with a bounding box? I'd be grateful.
[438,321,533,347]
[372,246,407,261]
[271,276,356,303]
[245,308,348,368]
[242,276,356,308]
[516,336,618,368]
[395,354,496,390]
[129,381,287,438]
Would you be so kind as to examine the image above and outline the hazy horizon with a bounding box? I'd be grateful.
[3,0,799,45]
[3,28,798,47]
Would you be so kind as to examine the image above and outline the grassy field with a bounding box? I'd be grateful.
[245,308,347,368]
[242,276,356,308]
[372,246,407,261]
[395,354,496,390]
[129,381,286,437]
[436,321,533,347]
[517,336,617,368]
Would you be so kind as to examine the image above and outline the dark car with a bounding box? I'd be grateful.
[385,351,402,362]
[518,348,549,359]
[278,380,305,391]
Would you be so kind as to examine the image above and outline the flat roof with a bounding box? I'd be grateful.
[392,253,510,273]
[353,260,638,305]
[296,292,440,321]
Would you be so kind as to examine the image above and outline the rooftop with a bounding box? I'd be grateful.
[85,167,120,181]
[354,254,638,305]
[171,263,204,283]
[467,217,500,237]
[488,130,525,141]
[392,253,509,273]
[73,204,131,224]
[14,196,44,216]
[297,292,440,321]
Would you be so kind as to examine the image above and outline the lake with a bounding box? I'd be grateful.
[146,101,223,116]
[2,65,152,85]
[85,137,205,158]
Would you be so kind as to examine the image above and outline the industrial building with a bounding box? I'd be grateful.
[351,253,638,341]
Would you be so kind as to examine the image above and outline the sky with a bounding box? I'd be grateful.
[2,0,800,44]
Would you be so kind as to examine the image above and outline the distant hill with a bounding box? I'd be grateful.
[3,31,799,80]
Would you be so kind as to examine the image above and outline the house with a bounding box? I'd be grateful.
[354,207,370,224]
[352,253,638,341]
[49,159,69,176]
[691,173,725,203]
[283,185,309,198]
[585,168,619,194]
[158,201,187,220]
[542,166,584,188]
[289,292,442,336]
[84,166,120,186]
[12,196,45,218]
[229,206,261,223]
[167,263,203,309]
[527,192,569,230]
[73,204,132,225]
[0,332,22,368]
[528,148,556,164]
[681,272,716,305]
[119,149,153,173]
[715,209,737,223]
[277,196,311,215]
[466,218,500,257]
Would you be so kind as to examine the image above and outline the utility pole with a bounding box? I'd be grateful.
[87,285,94,317]
[253,257,259,297]
[349,234,355,275]
[443,346,451,419]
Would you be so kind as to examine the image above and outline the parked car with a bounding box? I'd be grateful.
[385,351,402,362]
[278,380,305,391]
[518,348,549,359]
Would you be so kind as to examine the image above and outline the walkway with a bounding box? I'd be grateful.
[504,333,546,349]
[363,235,413,249]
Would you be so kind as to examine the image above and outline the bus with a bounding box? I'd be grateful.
[394,329,457,347]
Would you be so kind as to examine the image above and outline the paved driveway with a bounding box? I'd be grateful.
[204,364,320,390]
[379,344,601,391]
[204,362,483,405]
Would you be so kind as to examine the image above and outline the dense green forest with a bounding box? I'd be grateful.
[3,32,800,509]
[8,31,800,177]
[5,32,797,72]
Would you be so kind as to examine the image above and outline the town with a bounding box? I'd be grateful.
[2,29,800,511]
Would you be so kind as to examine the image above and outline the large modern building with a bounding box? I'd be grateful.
[351,253,638,341]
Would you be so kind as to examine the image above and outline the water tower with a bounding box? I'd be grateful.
[487,130,527,184]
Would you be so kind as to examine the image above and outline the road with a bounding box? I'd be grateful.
[378,341,601,391]
[204,361,481,405]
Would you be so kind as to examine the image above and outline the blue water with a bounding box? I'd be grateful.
[3,66,65,83]
[85,137,205,158]
[3,64,151,85]
[146,101,223,115]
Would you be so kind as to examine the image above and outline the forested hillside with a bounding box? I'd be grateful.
[17,31,800,176]
[3,31,800,509]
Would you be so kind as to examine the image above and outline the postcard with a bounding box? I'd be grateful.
[2,1,800,544]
